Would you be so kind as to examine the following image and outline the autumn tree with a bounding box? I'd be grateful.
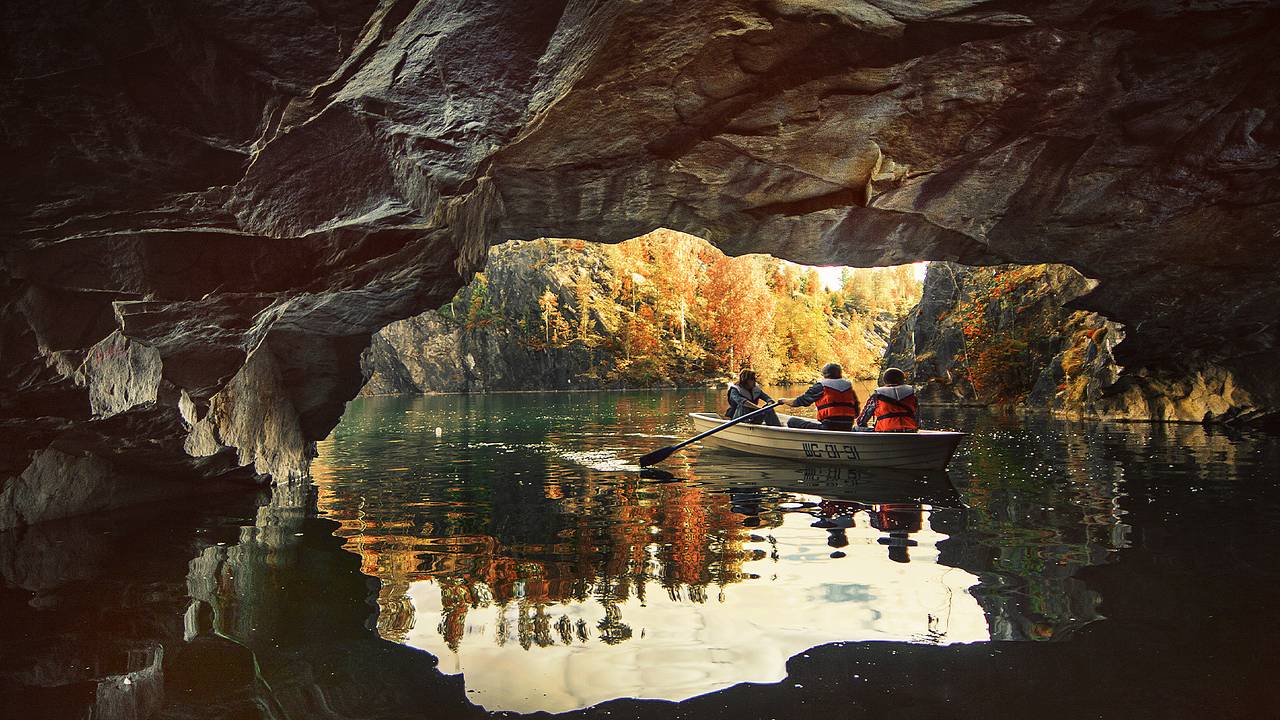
[705,255,777,376]
[574,269,594,343]
[538,289,570,346]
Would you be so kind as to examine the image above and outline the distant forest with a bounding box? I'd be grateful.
[436,231,922,386]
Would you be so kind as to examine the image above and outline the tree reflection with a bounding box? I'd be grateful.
[315,463,758,650]
[312,396,1134,656]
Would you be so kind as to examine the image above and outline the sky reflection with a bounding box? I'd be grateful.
[309,389,1142,715]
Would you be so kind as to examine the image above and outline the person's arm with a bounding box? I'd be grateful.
[783,382,823,408]
[731,386,764,411]
[857,395,877,427]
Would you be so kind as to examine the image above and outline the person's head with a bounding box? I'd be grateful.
[821,363,843,379]
[738,369,757,388]
[882,367,906,386]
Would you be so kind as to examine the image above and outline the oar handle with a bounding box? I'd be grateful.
[667,400,783,454]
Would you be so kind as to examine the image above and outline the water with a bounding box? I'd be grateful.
[2,388,1278,719]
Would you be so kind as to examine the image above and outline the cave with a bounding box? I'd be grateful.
[4,0,1278,530]
[4,3,1280,715]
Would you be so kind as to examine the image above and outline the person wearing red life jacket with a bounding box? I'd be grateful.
[776,363,860,431]
[857,367,919,433]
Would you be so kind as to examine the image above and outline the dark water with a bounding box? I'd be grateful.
[2,389,1278,719]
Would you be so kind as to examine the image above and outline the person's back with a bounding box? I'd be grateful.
[858,368,919,432]
[777,363,859,431]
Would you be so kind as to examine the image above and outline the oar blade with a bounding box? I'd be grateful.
[638,445,676,467]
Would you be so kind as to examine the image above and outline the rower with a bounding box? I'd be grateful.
[777,363,860,431]
[725,369,782,426]
[858,367,919,432]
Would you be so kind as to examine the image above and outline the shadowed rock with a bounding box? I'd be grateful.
[3,0,1280,525]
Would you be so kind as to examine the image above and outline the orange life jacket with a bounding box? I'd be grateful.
[816,379,858,421]
[871,391,919,432]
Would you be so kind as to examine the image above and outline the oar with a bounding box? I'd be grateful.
[638,401,783,467]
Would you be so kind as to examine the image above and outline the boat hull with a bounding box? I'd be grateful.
[689,413,966,471]
[687,453,962,506]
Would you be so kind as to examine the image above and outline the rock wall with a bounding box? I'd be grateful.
[361,239,615,394]
[360,237,905,394]
[883,262,1124,411]
[5,0,1280,525]
[887,262,1274,424]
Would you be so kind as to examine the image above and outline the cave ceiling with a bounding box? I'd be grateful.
[2,0,1278,523]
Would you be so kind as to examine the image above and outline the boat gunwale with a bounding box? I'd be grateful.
[688,412,967,440]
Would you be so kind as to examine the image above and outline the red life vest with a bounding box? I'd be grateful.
[816,379,858,421]
[871,391,919,432]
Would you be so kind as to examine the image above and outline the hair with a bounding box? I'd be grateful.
[738,368,757,386]
[821,363,843,379]
[882,367,907,386]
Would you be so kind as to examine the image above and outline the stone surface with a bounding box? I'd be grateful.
[887,262,1274,423]
[882,262,1123,411]
[4,0,1280,525]
[362,239,614,394]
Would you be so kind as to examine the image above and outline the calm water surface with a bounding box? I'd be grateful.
[2,388,1277,719]
[305,388,1276,716]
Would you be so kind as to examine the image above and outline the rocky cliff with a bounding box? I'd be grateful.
[5,0,1280,525]
[361,239,615,394]
[883,263,1123,411]
[886,261,1270,423]
[360,235,907,394]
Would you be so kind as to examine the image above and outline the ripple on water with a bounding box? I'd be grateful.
[303,391,1279,713]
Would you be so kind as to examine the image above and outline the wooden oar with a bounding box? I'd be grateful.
[639,401,783,467]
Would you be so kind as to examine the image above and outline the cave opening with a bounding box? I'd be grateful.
[361,229,928,397]
[359,228,1117,422]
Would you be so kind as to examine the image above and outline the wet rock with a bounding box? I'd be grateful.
[4,0,1280,526]
[883,262,1125,412]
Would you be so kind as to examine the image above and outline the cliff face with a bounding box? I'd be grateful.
[887,262,1270,423]
[5,0,1280,525]
[883,263,1123,412]
[360,236,906,394]
[361,240,613,394]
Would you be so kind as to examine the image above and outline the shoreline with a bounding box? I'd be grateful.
[357,379,882,398]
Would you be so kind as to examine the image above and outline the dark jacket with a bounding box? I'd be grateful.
[792,377,854,407]
[727,383,773,419]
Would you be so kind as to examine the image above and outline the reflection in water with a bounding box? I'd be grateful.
[10,390,1275,718]
[309,391,1129,713]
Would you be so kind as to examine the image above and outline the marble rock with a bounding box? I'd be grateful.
[3,0,1280,526]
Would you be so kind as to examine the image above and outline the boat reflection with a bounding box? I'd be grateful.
[304,396,1131,714]
[686,450,964,506]
[314,449,991,713]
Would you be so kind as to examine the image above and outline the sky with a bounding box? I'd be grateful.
[811,261,929,290]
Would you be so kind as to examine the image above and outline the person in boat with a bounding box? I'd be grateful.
[776,363,860,431]
[870,502,922,563]
[726,369,782,426]
[857,367,919,432]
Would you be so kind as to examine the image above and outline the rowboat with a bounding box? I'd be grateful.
[687,412,966,470]
[685,453,962,506]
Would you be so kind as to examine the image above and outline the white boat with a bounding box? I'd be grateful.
[688,412,967,471]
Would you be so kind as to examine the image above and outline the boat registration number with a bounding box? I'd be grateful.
[801,442,860,460]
